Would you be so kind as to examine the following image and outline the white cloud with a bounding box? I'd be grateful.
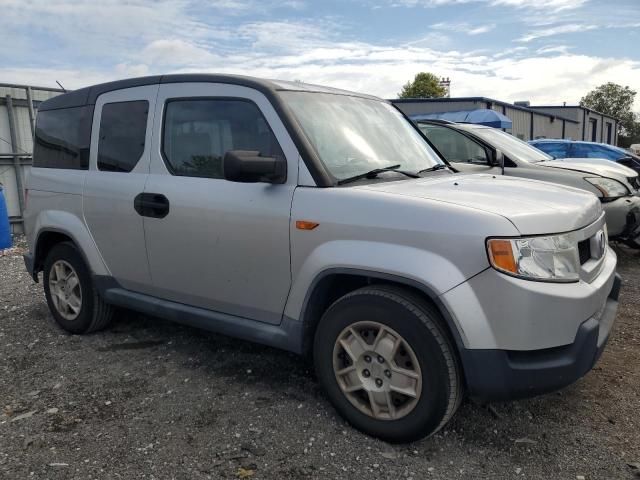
[431,22,496,35]
[142,39,220,66]
[536,45,572,55]
[385,0,587,11]
[1,0,639,114]
[518,23,598,42]
[491,0,587,11]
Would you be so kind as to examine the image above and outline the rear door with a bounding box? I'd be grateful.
[141,82,298,324]
[83,86,158,292]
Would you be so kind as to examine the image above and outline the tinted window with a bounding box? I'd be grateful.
[33,106,93,169]
[420,124,489,165]
[532,142,569,158]
[162,99,283,179]
[570,144,621,160]
[98,101,149,172]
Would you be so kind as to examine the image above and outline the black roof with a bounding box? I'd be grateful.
[38,73,379,111]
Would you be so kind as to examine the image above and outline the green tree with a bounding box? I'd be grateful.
[618,112,640,148]
[398,72,447,99]
[580,82,638,137]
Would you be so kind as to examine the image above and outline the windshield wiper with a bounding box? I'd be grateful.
[337,164,419,185]
[418,163,448,174]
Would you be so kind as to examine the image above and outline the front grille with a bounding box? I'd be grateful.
[578,239,591,265]
[628,176,640,191]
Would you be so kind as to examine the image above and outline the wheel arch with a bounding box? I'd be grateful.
[298,268,467,360]
[33,228,95,281]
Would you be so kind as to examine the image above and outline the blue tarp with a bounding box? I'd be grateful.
[0,187,12,250]
[411,109,512,129]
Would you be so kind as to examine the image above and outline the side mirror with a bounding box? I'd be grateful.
[223,150,286,184]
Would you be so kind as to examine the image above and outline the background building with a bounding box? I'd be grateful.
[392,97,619,145]
[0,83,63,233]
[526,104,619,145]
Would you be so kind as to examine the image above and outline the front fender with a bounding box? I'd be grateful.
[284,239,486,329]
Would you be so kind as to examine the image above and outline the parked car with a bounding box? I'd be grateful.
[24,75,620,442]
[417,120,640,249]
[529,139,640,175]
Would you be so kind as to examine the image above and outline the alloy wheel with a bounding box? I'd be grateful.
[332,321,422,420]
[48,260,83,321]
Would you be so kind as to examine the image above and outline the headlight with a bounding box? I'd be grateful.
[585,177,629,198]
[487,233,580,283]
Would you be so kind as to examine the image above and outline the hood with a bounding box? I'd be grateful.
[357,174,601,235]
[539,158,637,183]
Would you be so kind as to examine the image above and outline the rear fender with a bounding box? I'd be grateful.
[32,210,109,276]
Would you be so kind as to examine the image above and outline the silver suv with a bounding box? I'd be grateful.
[24,74,620,442]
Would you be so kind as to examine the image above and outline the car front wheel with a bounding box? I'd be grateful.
[313,285,463,443]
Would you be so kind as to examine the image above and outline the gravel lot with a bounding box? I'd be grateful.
[1,236,639,480]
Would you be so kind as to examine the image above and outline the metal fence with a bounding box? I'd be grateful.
[0,83,63,233]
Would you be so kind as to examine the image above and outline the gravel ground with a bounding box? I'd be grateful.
[1,236,639,480]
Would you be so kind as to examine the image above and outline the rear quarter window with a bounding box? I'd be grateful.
[33,106,93,170]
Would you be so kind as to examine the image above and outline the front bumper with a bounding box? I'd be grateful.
[460,273,621,402]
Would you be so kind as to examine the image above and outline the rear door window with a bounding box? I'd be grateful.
[98,101,149,172]
[161,99,284,179]
[33,106,93,169]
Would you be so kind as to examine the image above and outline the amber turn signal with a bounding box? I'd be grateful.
[487,239,517,274]
[296,220,319,230]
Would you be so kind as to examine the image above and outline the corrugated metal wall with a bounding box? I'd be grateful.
[0,84,63,233]
[528,106,618,144]
[506,107,531,140]
[564,121,582,141]
[532,114,564,140]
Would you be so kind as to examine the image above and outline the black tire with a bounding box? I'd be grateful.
[43,242,114,334]
[313,285,463,443]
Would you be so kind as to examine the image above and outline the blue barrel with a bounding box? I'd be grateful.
[0,186,12,250]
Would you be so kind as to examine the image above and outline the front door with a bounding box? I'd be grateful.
[142,83,298,325]
[83,85,158,292]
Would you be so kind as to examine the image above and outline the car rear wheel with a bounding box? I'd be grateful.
[313,285,462,443]
[43,242,113,334]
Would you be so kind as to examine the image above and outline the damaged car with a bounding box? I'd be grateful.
[417,120,640,249]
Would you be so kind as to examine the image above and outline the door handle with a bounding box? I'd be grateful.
[134,193,170,218]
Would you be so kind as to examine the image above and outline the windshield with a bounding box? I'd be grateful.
[280,92,443,180]
[468,127,553,163]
